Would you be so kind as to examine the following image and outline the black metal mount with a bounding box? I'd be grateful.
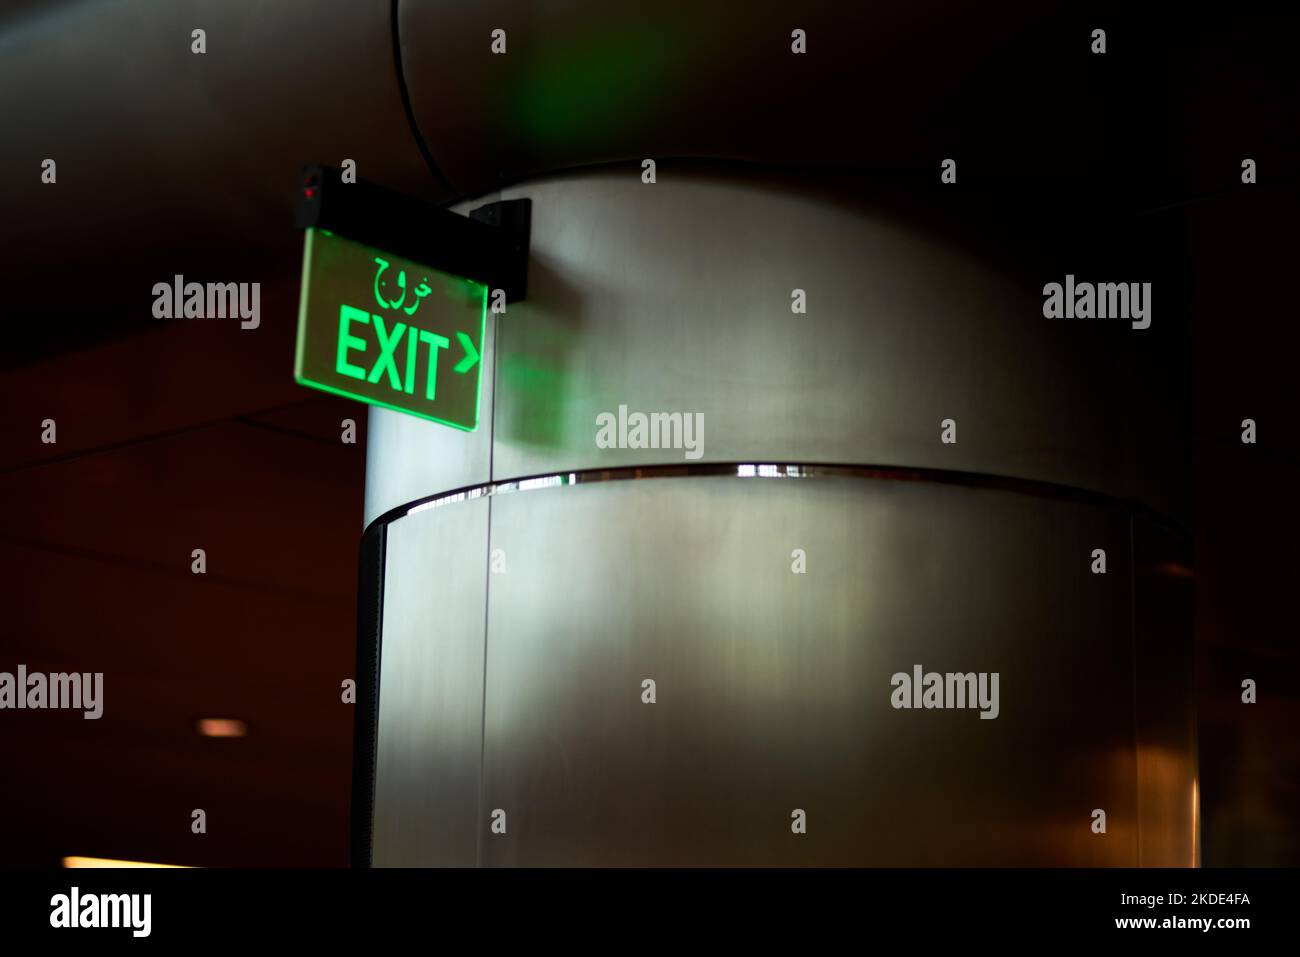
[294,164,530,302]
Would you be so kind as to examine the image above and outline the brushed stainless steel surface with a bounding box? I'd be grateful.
[371,497,489,867]
[366,170,1181,521]
[487,172,1156,507]
[363,170,1195,865]
[360,169,1194,865]
[478,476,1143,865]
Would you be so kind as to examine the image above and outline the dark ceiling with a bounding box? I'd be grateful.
[1,1,1295,365]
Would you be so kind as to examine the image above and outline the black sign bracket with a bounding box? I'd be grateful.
[294,164,531,302]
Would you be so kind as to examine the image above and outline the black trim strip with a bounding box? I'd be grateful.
[350,522,386,868]
[294,164,531,302]
[363,461,1185,540]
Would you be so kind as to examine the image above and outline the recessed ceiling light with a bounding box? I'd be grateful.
[195,718,247,738]
[62,856,190,869]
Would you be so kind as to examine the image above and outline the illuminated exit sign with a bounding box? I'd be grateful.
[294,228,487,430]
[291,164,530,432]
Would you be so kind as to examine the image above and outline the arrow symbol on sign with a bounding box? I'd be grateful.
[453,332,479,374]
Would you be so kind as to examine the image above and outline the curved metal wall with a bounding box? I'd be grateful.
[365,170,1195,866]
[486,474,1136,866]
[365,168,1177,523]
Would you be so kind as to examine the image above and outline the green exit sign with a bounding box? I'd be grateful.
[294,227,488,431]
